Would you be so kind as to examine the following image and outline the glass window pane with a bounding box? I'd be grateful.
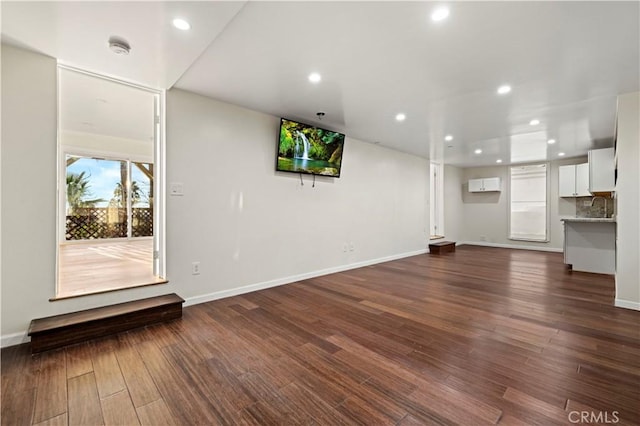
[65,155,127,240]
[131,162,153,237]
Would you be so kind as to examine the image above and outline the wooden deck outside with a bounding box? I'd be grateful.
[57,239,166,299]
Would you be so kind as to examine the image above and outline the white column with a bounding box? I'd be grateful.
[615,92,640,310]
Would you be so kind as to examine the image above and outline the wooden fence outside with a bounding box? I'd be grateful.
[66,207,153,240]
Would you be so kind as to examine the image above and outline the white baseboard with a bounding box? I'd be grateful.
[615,299,640,311]
[1,332,29,348]
[185,249,428,307]
[457,241,563,253]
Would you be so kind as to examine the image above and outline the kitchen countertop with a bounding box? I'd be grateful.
[561,217,616,223]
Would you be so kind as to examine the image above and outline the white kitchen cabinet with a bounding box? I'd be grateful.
[575,163,590,195]
[482,177,501,191]
[468,177,501,192]
[559,163,590,197]
[468,179,483,192]
[589,147,615,193]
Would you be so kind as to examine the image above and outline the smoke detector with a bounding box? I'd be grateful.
[108,37,131,55]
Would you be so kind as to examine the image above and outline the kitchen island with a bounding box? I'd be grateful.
[562,218,616,274]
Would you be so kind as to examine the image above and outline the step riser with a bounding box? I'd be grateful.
[28,293,183,354]
[30,305,181,353]
[429,242,456,255]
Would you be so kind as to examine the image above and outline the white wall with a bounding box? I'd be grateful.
[615,92,640,310]
[2,44,58,341]
[443,165,463,242]
[165,89,429,305]
[0,45,430,344]
[458,158,587,251]
[61,131,153,160]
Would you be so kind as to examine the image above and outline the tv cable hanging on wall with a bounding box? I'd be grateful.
[299,173,316,188]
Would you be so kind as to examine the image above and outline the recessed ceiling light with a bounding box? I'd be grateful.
[474,149,482,154]
[444,135,453,141]
[547,139,556,144]
[431,7,450,22]
[529,119,540,126]
[558,152,566,157]
[173,18,191,31]
[308,72,322,84]
[497,85,511,95]
[395,113,406,122]
[496,159,503,163]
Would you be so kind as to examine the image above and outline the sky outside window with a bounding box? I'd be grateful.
[66,157,151,208]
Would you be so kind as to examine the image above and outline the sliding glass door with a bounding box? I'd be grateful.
[65,155,153,241]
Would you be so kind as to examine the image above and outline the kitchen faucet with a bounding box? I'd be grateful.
[590,196,608,218]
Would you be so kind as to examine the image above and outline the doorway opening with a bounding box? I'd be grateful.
[56,66,165,299]
[430,161,444,240]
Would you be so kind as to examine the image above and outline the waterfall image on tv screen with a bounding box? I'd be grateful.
[277,118,345,177]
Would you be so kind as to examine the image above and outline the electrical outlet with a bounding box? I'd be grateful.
[191,261,200,275]
[583,200,592,206]
[480,235,487,242]
[349,242,355,252]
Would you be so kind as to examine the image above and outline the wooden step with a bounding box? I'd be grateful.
[28,293,184,354]
[429,241,456,254]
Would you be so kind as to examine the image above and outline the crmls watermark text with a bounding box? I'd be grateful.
[568,411,620,424]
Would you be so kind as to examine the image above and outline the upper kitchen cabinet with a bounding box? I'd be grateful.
[468,177,501,192]
[559,163,590,197]
[589,147,615,193]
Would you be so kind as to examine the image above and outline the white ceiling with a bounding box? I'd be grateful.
[1,1,245,89]
[2,1,639,167]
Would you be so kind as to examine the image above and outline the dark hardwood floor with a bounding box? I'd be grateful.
[2,245,639,425]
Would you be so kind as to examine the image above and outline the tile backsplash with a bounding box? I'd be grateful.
[575,196,614,218]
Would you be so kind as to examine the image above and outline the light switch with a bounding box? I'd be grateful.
[170,183,184,196]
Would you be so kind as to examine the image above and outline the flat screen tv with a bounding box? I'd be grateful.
[276,118,345,177]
